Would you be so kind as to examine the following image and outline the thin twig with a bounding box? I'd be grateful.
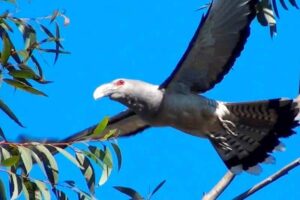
[202,170,236,200]
[233,158,300,200]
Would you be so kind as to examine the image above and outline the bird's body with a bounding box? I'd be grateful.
[61,0,299,174]
[140,86,220,137]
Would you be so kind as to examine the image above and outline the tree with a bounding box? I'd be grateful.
[0,0,299,199]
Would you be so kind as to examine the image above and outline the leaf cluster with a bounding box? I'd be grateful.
[0,119,123,200]
[256,0,299,36]
[0,6,70,127]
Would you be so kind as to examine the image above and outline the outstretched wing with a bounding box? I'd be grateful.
[63,109,150,142]
[160,0,257,93]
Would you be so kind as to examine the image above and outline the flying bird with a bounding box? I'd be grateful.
[64,0,300,174]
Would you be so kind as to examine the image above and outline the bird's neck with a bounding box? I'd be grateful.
[116,84,164,115]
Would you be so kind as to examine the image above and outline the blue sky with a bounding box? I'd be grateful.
[1,0,300,199]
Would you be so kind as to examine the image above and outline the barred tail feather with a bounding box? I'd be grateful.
[210,98,299,174]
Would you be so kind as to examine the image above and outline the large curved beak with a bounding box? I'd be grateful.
[93,83,114,100]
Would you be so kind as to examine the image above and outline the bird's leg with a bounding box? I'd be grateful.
[218,116,237,136]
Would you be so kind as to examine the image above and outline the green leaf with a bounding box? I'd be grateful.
[29,146,47,177]
[54,23,60,63]
[257,0,277,36]
[1,155,20,167]
[0,146,11,162]
[33,145,59,185]
[34,180,51,200]
[24,28,37,50]
[98,146,113,185]
[91,117,109,138]
[38,48,70,54]
[76,152,96,194]
[149,180,166,198]
[64,181,93,200]
[0,179,6,200]
[112,142,122,171]
[103,129,117,140]
[9,173,23,199]
[103,147,113,168]
[31,55,44,78]
[99,162,112,186]
[22,180,33,200]
[9,68,39,79]
[0,99,24,127]
[52,145,83,169]
[3,78,48,96]
[82,150,104,170]
[0,127,7,141]
[0,18,13,32]
[1,34,11,65]
[52,187,68,200]
[18,146,33,175]
[114,186,143,200]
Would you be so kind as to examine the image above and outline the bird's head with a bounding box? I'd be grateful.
[93,78,163,114]
[93,78,129,100]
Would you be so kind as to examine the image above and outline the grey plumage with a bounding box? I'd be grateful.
[61,0,300,174]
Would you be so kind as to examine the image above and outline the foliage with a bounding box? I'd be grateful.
[0,1,70,127]
[114,180,166,200]
[256,0,299,36]
[0,120,122,199]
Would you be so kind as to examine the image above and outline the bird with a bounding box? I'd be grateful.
[62,0,300,174]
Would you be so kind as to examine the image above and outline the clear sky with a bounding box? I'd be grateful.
[1,0,300,199]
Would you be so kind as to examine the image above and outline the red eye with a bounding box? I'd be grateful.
[115,79,125,86]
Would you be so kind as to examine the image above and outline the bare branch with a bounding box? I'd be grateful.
[202,170,236,200]
[233,158,300,200]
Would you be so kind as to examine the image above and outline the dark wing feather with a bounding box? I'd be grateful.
[62,109,150,142]
[160,0,257,93]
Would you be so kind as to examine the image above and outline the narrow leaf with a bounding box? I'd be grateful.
[272,0,280,18]
[29,146,47,177]
[52,187,68,200]
[34,180,51,200]
[0,127,7,141]
[150,180,166,197]
[76,152,96,194]
[3,78,48,96]
[33,145,59,185]
[1,155,20,167]
[54,22,60,63]
[289,0,299,8]
[18,146,33,175]
[1,34,11,65]
[0,146,11,161]
[112,143,122,171]
[280,0,289,9]
[99,162,112,186]
[0,99,24,127]
[9,173,23,199]
[0,179,6,200]
[50,10,59,24]
[38,48,70,54]
[52,145,83,169]
[91,117,109,138]
[114,186,143,200]
[9,68,38,79]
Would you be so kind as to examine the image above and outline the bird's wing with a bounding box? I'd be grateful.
[63,109,150,142]
[160,0,257,93]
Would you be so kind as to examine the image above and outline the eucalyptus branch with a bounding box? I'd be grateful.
[233,158,300,200]
[202,170,235,200]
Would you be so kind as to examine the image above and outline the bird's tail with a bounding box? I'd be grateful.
[210,97,300,174]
